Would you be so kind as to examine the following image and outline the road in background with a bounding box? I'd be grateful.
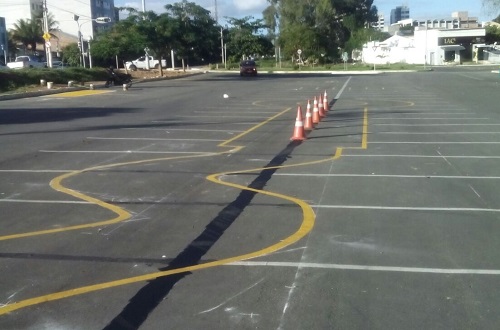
[1,67,500,329]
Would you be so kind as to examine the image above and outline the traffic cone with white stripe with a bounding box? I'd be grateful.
[318,95,325,117]
[291,105,306,141]
[323,90,329,112]
[312,96,320,125]
[304,100,313,131]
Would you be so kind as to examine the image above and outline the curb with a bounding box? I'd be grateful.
[0,71,206,101]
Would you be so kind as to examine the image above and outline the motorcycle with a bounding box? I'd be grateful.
[105,71,132,88]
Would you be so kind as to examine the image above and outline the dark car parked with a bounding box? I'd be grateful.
[239,60,257,76]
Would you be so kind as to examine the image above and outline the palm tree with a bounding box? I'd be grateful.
[10,18,43,54]
[10,10,59,57]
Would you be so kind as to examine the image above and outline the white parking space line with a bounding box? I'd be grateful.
[274,174,500,179]
[370,142,500,144]
[343,155,500,159]
[371,118,489,120]
[87,137,225,142]
[374,124,500,126]
[39,150,216,154]
[0,199,90,204]
[312,205,500,212]
[376,132,500,135]
[123,128,245,133]
[0,170,73,173]
[227,261,500,275]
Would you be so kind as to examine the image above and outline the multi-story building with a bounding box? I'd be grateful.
[390,5,410,25]
[0,17,8,63]
[1,0,43,30]
[371,14,385,30]
[412,11,481,29]
[47,0,115,41]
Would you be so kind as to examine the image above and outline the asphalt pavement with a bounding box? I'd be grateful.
[1,67,500,329]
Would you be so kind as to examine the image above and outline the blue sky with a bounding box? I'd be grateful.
[114,0,498,23]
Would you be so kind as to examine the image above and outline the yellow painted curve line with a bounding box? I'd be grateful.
[0,101,361,315]
[0,148,343,315]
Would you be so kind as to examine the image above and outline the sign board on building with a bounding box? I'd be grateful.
[438,36,485,46]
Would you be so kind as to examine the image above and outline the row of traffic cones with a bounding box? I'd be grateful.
[291,90,331,141]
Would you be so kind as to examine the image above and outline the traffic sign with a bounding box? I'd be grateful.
[45,41,51,48]
[43,32,51,41]
[297,49,302,55]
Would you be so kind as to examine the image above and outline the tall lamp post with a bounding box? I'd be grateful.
[74,15,111,68]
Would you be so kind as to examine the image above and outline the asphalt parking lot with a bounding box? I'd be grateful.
[1,67,500,329]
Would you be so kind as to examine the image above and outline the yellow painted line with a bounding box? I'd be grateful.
[0,106,293,242]
[43,90,113,98]
[0,100,355,314]
[0,148,343,315]
[219,107,292,148]
[361,107,368,149]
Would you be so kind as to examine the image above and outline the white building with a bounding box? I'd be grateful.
[1,0,114,41]
[362,27,486,66]
[1,0,43,30]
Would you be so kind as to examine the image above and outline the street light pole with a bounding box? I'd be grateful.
[74,16,111,68]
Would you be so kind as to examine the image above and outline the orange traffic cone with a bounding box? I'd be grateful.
[318,95,325,117]
[304,100,313,131]
[291,105,306,141]
[312,97,320,125]
[323,90,329,112]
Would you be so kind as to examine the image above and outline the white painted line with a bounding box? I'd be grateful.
[123,128,245,133]
[274,173,500,179]
[343,154,500,159]
[178,115,271,119]
[369,141,500,144]
[193,111,277,115]
[87,137,225,142]
[39,150,216,155]
[0,170,73,173]
[334,76,351,99]
[370,142,500,144]
[313,205,500,212]
[374,124,500,126]
[371,118,489,120]
[227,261,500,275]
[375,112,474,115]
[0,199,90,204]
[376,132,500,135]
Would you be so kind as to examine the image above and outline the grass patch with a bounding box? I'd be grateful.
[0,67,108,93]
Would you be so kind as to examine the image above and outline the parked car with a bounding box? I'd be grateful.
[125,56,167,71]
[7,56,47,69]
[240,60,257,76]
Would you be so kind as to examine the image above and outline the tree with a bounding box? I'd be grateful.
[483,0,500,16]
[270,0,378,61]
[164,0,220,66]
[10,19,43,55]
[89,16,149,67]
[225,16,274,62]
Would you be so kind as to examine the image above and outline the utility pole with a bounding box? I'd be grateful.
[42,0,52,68]
[142,0,146,12]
